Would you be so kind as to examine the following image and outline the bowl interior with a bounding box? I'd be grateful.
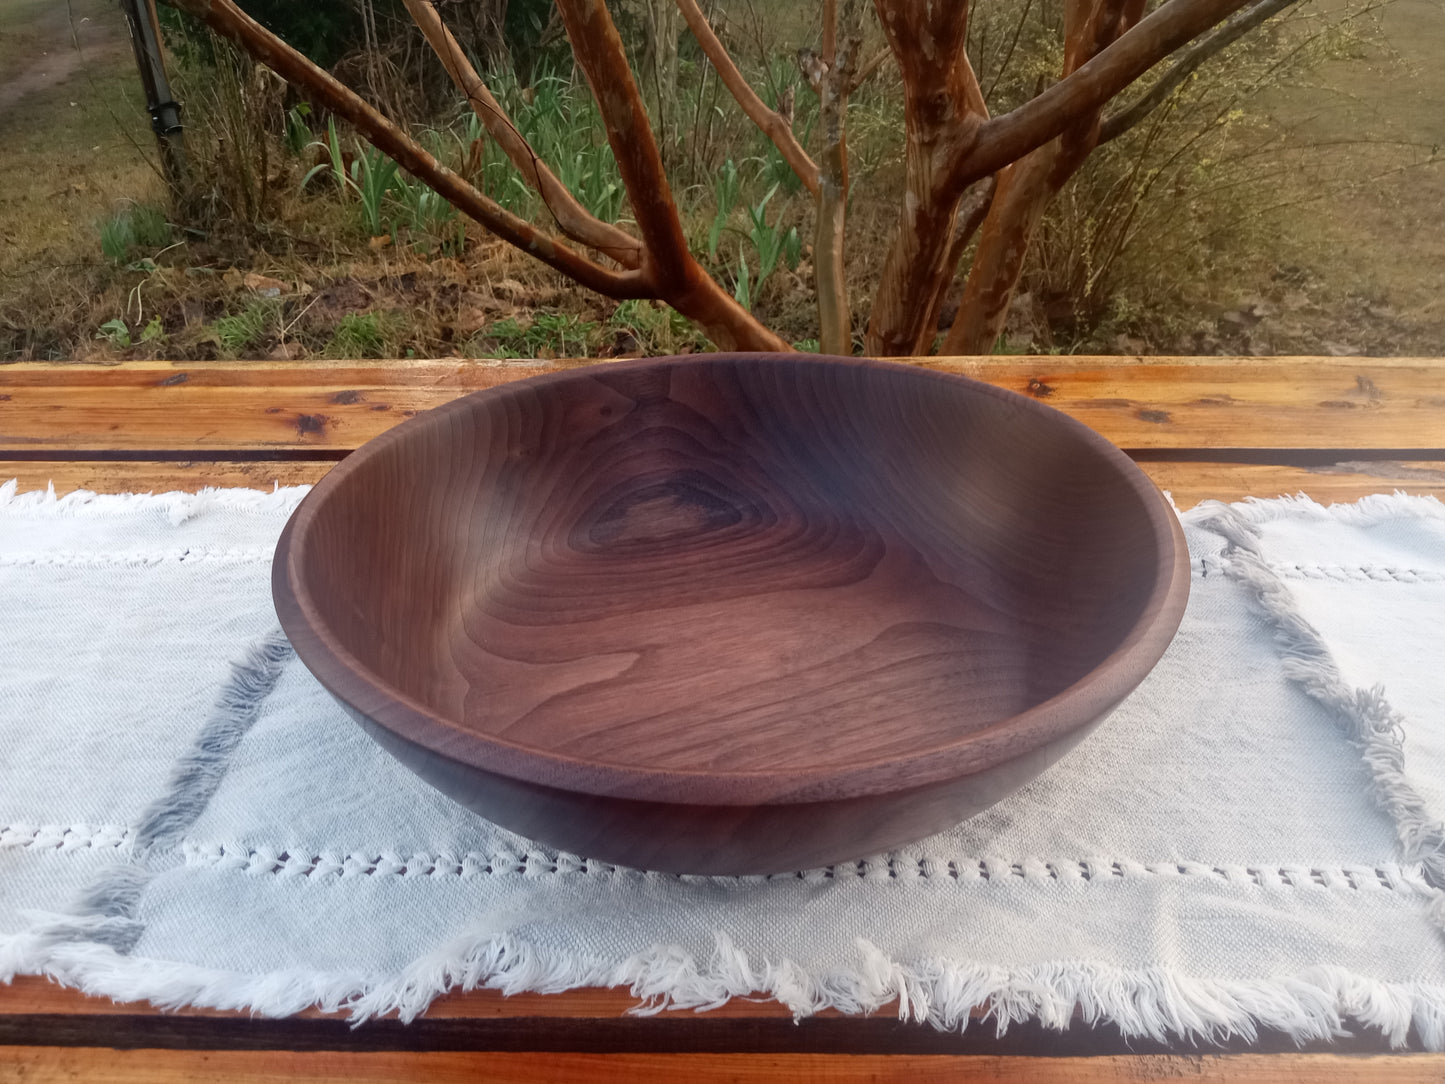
[290,357,1170,777]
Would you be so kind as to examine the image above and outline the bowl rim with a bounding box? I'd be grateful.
[273,352,1190,807]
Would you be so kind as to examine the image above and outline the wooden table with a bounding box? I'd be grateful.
[3,354,1444,1083]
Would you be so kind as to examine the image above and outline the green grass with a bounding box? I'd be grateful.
[208,298,279,357]
[324,311,393,359]
[98,202,171,263]
[608,300,709,355]
[470,311,601,359]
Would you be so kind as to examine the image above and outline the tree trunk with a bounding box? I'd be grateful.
[942,0,1144,355]
[943,151,1057,355]
[811,0,863,356]
[863,0,986,357]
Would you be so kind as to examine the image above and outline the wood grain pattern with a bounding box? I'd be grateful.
[6,459,1445,507]
[4,1049,1442,1082]
[0,460,335,493]
[3,356,1443,450]
[273,355,1189,872]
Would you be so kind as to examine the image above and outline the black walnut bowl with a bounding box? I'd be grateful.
[273,354,1189,874]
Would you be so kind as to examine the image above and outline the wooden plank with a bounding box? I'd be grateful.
[0,976,788,1021]
[5,459,1444,507]
[2,354,1437,385]
[1141,460,1445,507]
[0,460,336,494]
[3,358,1444,451]
[0,978,1419,1059]
[2,1049,1441,1083]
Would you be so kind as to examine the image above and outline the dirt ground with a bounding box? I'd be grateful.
[0,0,161,356]
[1219,0,1445,357]
[0,0,1442,359]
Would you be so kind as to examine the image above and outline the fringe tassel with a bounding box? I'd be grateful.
[0,479,309,521]
[10,931,1444,1050]
[1186,499,1445,895]
[134,630,295,855]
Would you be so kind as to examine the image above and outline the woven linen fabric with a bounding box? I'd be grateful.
[1,480,1443,1048]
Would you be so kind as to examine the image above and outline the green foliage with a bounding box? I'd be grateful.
[138,315,166,344]
[97,203,170,264]
[325,312,393,359]
[349,145,401,237]
[708,160,742,261]
[95,318,131,348]
[608,300,709,354]
[705,173,801,311]
[503,0,571,84]
[98,219,130,265]
[392,173,465,255]
[456,69,626,224]
[742,185,798,287]
[475,312,601,359]
[733,252,752,311]
[302,117,351,199]
[209,299,280,358]
[284,103,313,157]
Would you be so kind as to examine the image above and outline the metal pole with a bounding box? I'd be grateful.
[119,0,188,190]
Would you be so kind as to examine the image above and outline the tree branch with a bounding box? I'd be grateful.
[1099,0,1301,143]
[846,46,893,94]
[166,0,646,298]
[959,53,989,117]
[918,174,997,347]
[814,0,864,355]
[674,0,820,196]
[864,0,984,355]
[401,0,643,268]
[963,0,1256,187]
[554,0,694,283]
[555,0,790,350]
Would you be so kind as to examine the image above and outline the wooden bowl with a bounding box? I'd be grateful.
[273,354,1188,874]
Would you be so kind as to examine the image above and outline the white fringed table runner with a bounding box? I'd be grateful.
[2,480,1443,1048]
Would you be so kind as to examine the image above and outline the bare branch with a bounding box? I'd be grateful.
[814,0,865,355]
[674,0,820,197]
[402,0,643,268]
[982,0,1036,102]
[166,0,645,298]
[917,174,998,347]
[555,0,790,351]
[1099,0,1301,143]
[846,46,893,94]
[965,0,1256,187]
[944,0,1146,357]
[959,53,989,118]
[943,150,1058,355]
[555,0,693,282]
